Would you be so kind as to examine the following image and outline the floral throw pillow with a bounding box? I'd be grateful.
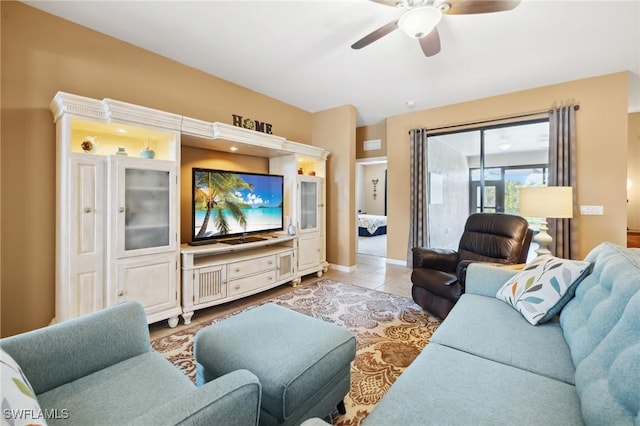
[496,255,592,325]
[1,347,47,426]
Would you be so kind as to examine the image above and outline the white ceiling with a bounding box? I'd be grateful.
[23,0,640,127]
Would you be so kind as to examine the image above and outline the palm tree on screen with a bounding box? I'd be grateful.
[194,171,253,237]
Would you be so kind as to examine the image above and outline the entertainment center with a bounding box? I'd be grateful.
[50,92,329,327]
[180,235,297,324]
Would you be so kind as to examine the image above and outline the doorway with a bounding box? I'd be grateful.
[356,158,387,257]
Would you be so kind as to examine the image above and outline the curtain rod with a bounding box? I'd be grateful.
[411,105,580,134]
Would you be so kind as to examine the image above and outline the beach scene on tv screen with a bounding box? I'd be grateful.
[193,170,283,238]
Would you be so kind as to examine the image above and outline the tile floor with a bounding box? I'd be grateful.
[149,253,412,340]
[324,253,412,298]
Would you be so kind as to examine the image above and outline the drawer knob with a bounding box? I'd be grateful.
[117,290,124,297]
[235,268,240,273]
[83,207,92,213]
[234,285,240,290]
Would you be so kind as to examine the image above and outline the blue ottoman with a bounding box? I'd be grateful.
[194,303,356,426]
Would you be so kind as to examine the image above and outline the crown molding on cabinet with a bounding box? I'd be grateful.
[50,92,183,131]
[51,92,330,160]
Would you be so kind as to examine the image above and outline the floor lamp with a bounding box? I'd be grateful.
[519,186,573,257]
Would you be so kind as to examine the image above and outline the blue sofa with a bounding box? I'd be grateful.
[0,301,261,426]
[360,242,639,425]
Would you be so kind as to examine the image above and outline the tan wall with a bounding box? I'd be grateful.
[629,112,640,231]
[312,106,357,268]
[356,121,387,159]
[0,1,312,337]
[386,72,629,263]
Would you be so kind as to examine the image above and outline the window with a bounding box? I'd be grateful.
[470,165,548,214]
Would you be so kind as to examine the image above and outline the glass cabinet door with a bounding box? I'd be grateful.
[299,177,319,233]
[115,158,176,257]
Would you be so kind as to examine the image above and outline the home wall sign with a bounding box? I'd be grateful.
[232,114,273,134]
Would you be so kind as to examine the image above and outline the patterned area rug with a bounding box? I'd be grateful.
[151,279,441,425]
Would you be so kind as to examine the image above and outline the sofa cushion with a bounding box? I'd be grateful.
[363,343,582,426]
[496,255,591,325]
[37,352,194,425]
[560,243,640,425]
[1,348,47,426]
[431,293,576,385]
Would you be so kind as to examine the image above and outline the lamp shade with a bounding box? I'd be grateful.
[398,7,442,39]
[519,186,573,219]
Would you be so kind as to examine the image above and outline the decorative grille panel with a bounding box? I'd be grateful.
[280,254,292,275]
[197,267,225,303]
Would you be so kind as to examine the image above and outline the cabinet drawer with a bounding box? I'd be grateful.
[228,255,276,279]
[228,270,277,297]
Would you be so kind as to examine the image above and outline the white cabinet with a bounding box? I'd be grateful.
[270,156,328,279]
[192,264,227,305]
[108,158,181,326]
[110,157,177,257]
[114,253,179,327]
[181,236,296,324]
[296,175,327,277]
[66,155,107,318]
[276,250,296,281]
[52,94,331,328]
[51,92,182,327]
[298,235,320,273]
[299,176,321,233]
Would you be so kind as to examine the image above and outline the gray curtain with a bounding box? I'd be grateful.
[407,129,429,267]
[548,105,579,259]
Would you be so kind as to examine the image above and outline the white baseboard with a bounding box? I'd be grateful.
[329,263,357,273]
[385,257,408,267]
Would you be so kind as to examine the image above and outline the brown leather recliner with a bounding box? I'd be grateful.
[411,213,533,320]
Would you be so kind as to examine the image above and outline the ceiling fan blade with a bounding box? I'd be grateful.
[369,0,400,7]
[439,0,520,15]
[419,27,441,57]
[351,20,399,50]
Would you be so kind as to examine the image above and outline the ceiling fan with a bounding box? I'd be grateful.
[351,0,521,57]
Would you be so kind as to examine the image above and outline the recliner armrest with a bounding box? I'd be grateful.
[127,369,262,426]
[412,247,459,272]
[456,259,487,286]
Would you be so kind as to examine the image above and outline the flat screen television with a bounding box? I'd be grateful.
[191,168,284,244]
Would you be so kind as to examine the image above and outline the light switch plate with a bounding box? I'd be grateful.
[580,205,604,215]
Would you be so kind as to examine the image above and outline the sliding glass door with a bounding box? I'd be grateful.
[426,120,549,249]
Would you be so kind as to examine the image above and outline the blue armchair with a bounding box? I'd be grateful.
[0,301,261,425]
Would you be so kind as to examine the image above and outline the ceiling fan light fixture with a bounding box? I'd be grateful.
[398,6,442,39]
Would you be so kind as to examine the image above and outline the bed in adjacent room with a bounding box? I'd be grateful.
[358,214,387,237]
